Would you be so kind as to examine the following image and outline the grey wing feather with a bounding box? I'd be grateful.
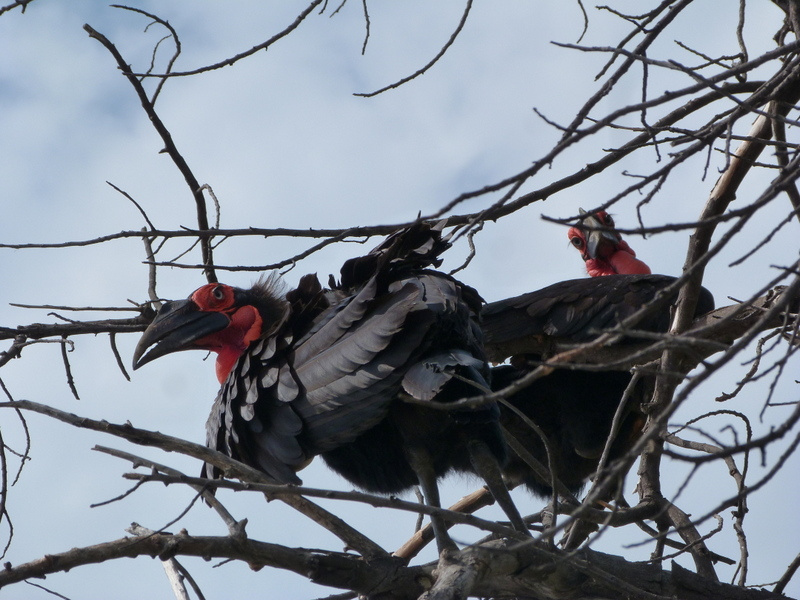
[294,281,421,400]
[403,349,487,401]
[291,277,378,366]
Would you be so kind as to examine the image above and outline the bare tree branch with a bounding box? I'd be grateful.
[84,24,218,283]
[0,400,386,560]
[355,0,473,98]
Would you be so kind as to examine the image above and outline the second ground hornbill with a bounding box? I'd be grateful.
[567,209,651,277]
[484,211,714,498]
[133,223,527,548]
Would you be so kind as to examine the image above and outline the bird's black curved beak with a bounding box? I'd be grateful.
[132,299,230,370]
[581,213,620,260]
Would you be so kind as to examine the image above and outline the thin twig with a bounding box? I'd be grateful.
[84,24,217,283]
[355,0,473,97]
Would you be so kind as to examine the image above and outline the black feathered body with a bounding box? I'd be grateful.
[204,224,503,493]
[482,274,715,363]
[483,274,715,497]
[494,365,643,497]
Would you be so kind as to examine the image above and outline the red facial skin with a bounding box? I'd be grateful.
[190,284,264,383]
[567,211,651,276]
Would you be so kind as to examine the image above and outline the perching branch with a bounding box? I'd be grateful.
[0,400,386,560]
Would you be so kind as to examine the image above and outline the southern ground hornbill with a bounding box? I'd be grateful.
[484,210,714,498]
[133,223,528,548]
[567,209,651,277]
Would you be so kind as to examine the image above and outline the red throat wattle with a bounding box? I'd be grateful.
[606,243,651,275]
[585,253,652,276]
[194,304,263,383]
[586,240,651,276]
[570,217,652,277]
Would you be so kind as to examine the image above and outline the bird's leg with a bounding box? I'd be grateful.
[467,440,530,536]
[404,445,458,553]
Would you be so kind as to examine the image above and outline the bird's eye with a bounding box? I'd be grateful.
[191,283,233,311]
[600,212,614,227]
[570,236,584,248]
